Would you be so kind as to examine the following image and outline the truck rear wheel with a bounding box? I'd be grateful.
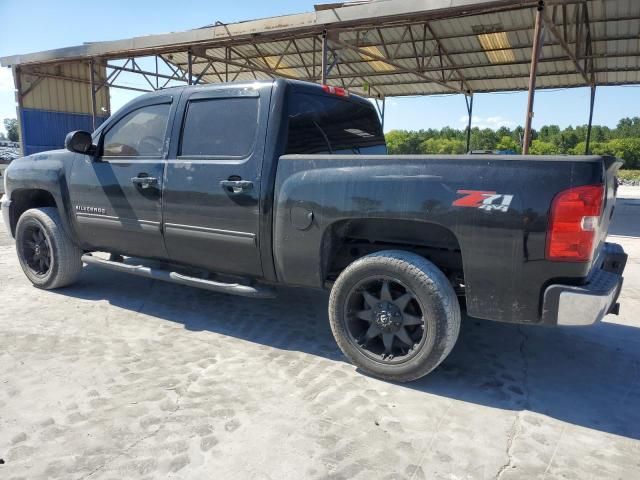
[15,207,83,290]
[329,250,461,382]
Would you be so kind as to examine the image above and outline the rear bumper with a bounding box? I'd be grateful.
[1,194,11,237]
[541,243,627,326]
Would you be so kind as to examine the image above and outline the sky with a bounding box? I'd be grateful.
[1,0,640,135]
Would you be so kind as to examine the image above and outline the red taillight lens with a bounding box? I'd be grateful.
[322,84,349,97]
[546,184,604,262]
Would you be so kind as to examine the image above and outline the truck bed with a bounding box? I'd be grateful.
[273,154,620,324]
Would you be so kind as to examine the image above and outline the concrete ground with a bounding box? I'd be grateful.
[1,190,639,480]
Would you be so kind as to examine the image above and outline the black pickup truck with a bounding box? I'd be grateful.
[1,79,627,381]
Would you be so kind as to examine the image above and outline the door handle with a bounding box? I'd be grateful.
[131,176,158,189]
[220,179,254,194]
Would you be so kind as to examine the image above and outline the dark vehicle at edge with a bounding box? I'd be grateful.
[1,79,627,382]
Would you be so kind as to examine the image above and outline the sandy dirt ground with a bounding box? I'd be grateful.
[0,189,639,479]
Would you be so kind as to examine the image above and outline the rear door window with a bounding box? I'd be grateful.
[180,97,259,158]
[286,93,386,155]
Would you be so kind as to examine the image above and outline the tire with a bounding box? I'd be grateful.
[329,250,461,382]
[15,207,83,289]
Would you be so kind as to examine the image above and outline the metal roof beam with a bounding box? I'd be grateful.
[131,58,160,90]
[160,56,189,81]
[209,29,640,64]
[194,60,223,84]
[406,25,421,72]
[105,61,188,85]
[292,39,313,79]
[582,1,595,84]
[541,7,590,84]
[22,69,152,93]
[363,65,640,90]
[94,58,128,93]
[329,37,465,94]
[227,47,274,79]
[173,34,639,75]
[184,52,295,81]
[425,23,472,93]
[190,48,640,85]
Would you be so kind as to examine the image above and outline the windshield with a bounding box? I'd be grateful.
[285,92,386,155]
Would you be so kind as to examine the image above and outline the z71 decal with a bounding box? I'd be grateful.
[453,190,514,213]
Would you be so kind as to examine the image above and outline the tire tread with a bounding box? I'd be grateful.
[16,207,82,289]
[329,250,461,382]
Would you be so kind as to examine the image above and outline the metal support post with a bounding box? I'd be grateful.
[89,59,97,131]
[321,30,328,84]
[523,1,545,154]
[187,49,193,85]
[585,84,596,154]
[13,66,24,155]
[465,92,474,153]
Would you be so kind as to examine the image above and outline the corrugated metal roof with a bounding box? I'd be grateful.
[2,0,639,97]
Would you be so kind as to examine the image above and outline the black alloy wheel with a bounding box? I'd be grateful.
[15,207,83,289]
[344,276,426,364]
[329,250,461,382]
[20,224,52,276]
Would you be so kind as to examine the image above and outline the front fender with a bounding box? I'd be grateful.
[6,150,78,243]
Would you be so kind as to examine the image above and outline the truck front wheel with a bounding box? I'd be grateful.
[15,207,83,290]
[329,250,461,382]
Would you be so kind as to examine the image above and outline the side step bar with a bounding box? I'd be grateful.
[81,254,276,299]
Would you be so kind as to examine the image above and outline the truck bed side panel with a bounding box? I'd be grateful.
[273,154,605,324]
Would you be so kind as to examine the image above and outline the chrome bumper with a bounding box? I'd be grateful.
[1,194,11,238]
[541,243,627,326]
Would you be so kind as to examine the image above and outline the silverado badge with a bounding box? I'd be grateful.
[75,205,107,215]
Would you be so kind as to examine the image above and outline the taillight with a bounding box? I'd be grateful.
[322,84,349,97]
[546,184,604,262]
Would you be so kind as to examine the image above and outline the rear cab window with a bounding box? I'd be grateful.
[285,91,386,155]
[179,97,259,158]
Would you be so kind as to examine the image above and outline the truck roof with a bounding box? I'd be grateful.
[129,79,374,108]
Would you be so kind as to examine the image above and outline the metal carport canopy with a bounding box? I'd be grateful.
[1,0,639,154]
[2,0,639,96]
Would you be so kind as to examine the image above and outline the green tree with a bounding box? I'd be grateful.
[3,118,19,142]
[470,128,499,150]
[383,118,640,168]
[496,136,520,152]
[556,126,580,153]
[538,125,561,144]
[602,138,640,169]
[386,130,419,154]
[420,138,465,154]
[615,117,640,139]
[590,125,611,143]
[496,126,511,139]
[570,141,589,155]
[529,140,558,155]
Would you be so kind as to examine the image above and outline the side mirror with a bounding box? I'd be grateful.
[65,130,96,155]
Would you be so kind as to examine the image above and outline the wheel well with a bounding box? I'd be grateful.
[9,189,57,236]
[322,219,465,295]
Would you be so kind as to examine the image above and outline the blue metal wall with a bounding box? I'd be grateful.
[20,109,108,156]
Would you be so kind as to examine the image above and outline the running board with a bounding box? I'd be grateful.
[81,254,276,299]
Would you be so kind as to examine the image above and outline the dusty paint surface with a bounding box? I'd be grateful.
[0,190,639,479]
